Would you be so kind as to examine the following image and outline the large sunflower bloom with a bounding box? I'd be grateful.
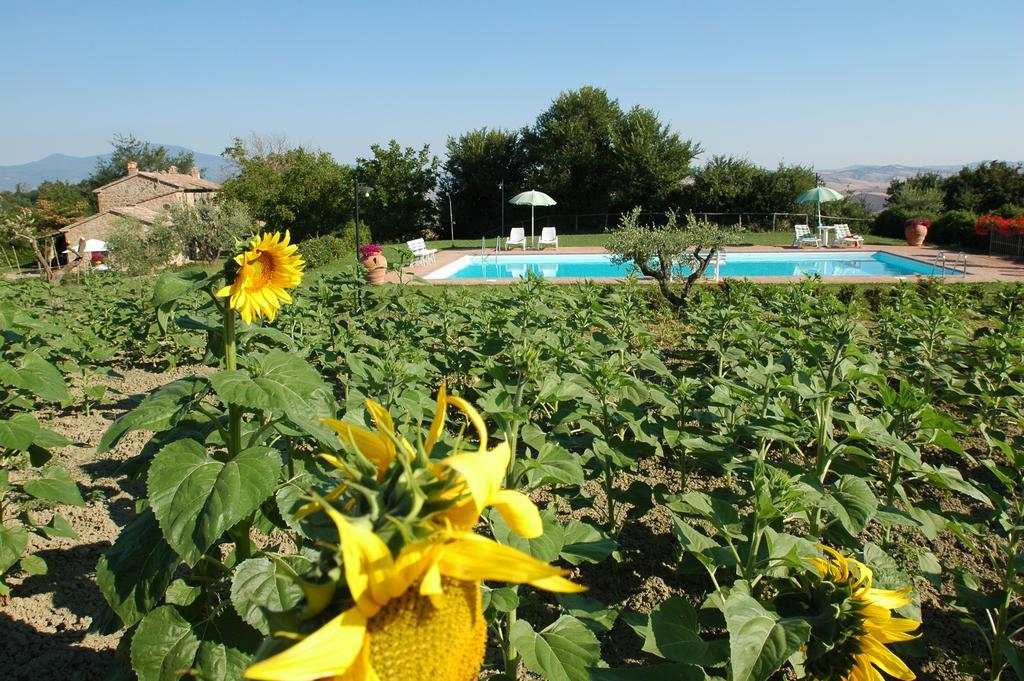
[245,387,582,681]
[217,231,305,323]
[802,546,921,681]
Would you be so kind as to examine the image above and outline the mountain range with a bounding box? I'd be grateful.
[0,146,235,191]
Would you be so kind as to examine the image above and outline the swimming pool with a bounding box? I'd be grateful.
[425,251,956,280]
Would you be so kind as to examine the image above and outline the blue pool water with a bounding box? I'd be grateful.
[426,252,951,280]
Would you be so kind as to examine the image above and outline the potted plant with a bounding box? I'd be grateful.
[904,217,931,246]
[360,244,387,284]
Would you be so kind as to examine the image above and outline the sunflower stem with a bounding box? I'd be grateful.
[222,283,254,560]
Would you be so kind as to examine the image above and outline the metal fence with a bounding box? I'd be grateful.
[989,232,1024,259]
[506,211,872,234]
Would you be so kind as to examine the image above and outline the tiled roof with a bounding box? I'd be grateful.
[109,206,159,223]
[58,205,159,232]
[92,170,220,193]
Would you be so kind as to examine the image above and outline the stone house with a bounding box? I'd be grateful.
[60,160,220,250]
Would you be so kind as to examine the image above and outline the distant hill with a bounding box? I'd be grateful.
[817,162,1006,213]
[0,146,234,191]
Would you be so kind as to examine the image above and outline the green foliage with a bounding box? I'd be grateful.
[932,209,981,247]
[440,127,531,236]
[86,134,195,191]
[606,207,735,309]
[106,217,180,275]
[944,161,1024,213]
[610,106,702,212]
[5,254,1024,680]
[156,199,256,262]
[300,233,354,269]
[526,86,623,216]
[220,139,354,242]
[684,156,817,219]
[887,183,946,215]
[356,139,440,242]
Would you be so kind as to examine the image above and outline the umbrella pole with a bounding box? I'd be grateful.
[531,204,535,250]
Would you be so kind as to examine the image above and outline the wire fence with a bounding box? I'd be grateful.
[506,211,873,234]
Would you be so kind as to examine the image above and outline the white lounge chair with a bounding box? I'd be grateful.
[538,227,559,250]
[406,238,437,264]
[832,224,864,248]
[793,224,821,248]
[505,228,527,251]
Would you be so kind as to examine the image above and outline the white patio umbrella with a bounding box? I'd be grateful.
[509,190,557,247]
[83,239,107,252]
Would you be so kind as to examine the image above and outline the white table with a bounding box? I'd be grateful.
[817,225,836,247]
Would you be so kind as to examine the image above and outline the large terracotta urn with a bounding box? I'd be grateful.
[363,253,388,284]
[904,218,931,247]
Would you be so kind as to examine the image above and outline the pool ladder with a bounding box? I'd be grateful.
[930,251,968,277]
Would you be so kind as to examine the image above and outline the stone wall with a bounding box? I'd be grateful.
[63,213,146,249]
[96,176,174,212]
[134,190,217,213]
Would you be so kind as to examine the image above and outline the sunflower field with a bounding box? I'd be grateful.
[1,237,1023,681]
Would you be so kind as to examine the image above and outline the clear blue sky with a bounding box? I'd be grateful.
[2,0,1022,169]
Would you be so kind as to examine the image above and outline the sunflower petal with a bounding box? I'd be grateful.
[859,637,917,680]
[437,534,583,592]
[442,443,511,518]
[321,418,393,475]
[244,607,367,681]
[863,586,914,610]
[446,394,489,451]
[321,505,394,616]
[423,383,448,455]
[490,489,543,538]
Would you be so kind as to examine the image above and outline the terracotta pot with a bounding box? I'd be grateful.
[904,222,928,247]
[362,254,387,284]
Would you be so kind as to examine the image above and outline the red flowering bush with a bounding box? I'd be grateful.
[360,244,383,259]
[976,215,1008,236]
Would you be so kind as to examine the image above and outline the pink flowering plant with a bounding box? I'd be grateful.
[360,244,383,260]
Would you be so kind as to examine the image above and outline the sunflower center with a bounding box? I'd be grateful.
[244,251,275,290]
[365,577,486,681]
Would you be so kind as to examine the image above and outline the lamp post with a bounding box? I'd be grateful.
[499,180,505,241]
[353,179,371,263]
[448,194,455,247]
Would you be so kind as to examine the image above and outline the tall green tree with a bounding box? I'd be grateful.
[220,139,354,242]
[86,134,195,190]
[610,106,702,212]
[356,140,439,243]
[525,86,623,216]
[943,161,1024,213]
[687,156,763,213]
[440,128,531,238]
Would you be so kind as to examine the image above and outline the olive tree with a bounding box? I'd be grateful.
[607,207,735,310]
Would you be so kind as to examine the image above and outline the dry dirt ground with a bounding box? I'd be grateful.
[2,366,205,681]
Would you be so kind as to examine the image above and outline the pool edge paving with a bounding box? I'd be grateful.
[406,245,1024,285]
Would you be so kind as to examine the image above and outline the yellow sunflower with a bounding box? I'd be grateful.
[245,387,583,681]
[217,231,305,324]
[782,545,921,681]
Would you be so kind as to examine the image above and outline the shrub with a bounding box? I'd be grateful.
[300,234,354,269]
[872,207,939,239]
[106,218,179,275]
[932,209,980,248]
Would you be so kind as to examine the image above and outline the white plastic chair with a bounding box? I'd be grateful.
[406,238,437,264]
[505,228,527,251]
[793,224,821,248]
[538,227,559,250]
[833,224,864,248]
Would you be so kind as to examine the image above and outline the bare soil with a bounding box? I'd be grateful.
[2,366,206,681]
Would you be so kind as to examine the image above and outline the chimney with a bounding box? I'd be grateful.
[167,165,178,174]
[189,166,201,179]
[127,160,138,176]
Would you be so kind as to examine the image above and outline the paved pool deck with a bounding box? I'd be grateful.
[391,245,1024,285]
